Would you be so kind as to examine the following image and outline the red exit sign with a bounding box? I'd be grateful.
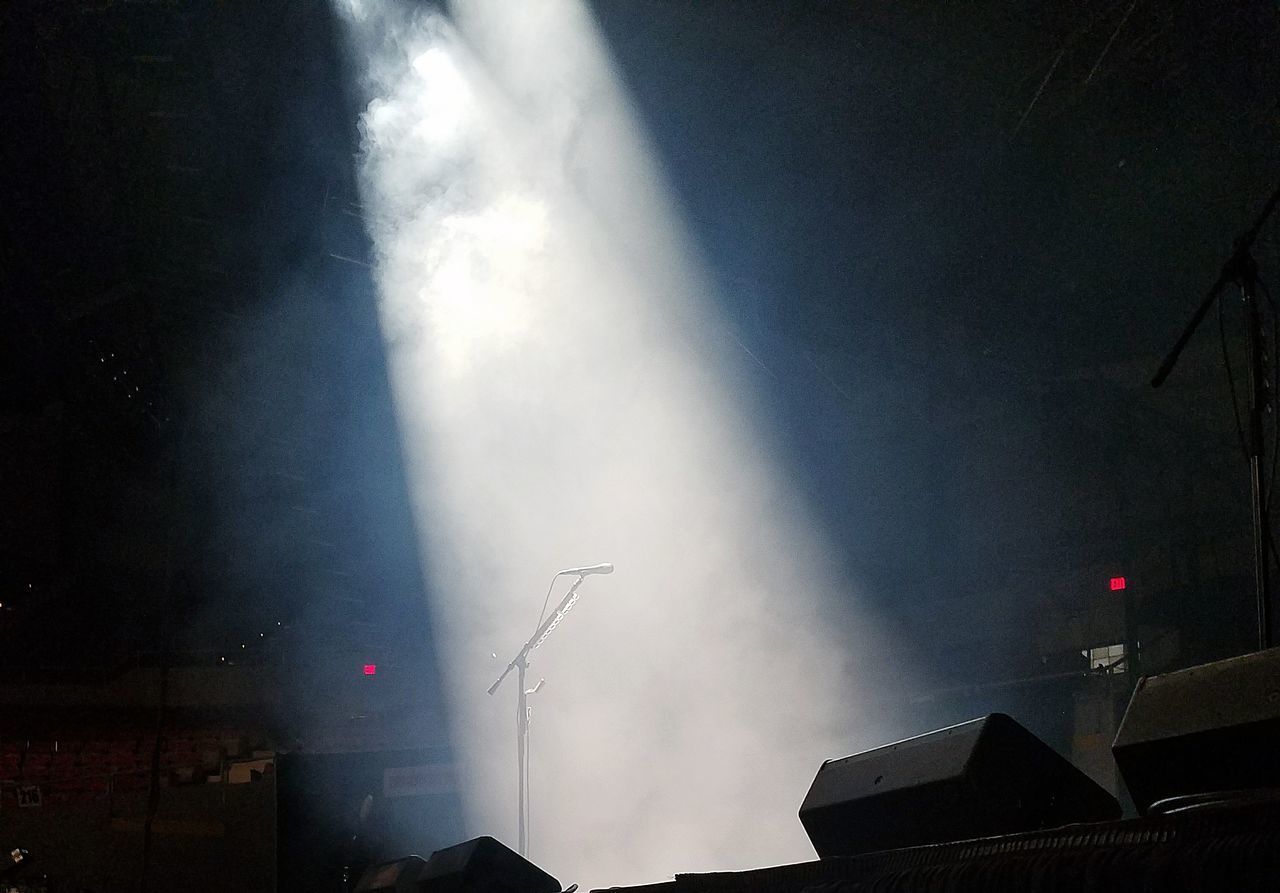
[1109,577,1127,591]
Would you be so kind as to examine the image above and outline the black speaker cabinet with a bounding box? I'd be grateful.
[418,837,560,893]
[1113,646,1280,814]
[799,713,1120,857]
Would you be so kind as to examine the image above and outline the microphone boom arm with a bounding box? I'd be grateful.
[1152,179,1280,388]
[487,574,587,696]
[1150,177,1280,651]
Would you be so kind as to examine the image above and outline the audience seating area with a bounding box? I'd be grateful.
[0,728,273,808]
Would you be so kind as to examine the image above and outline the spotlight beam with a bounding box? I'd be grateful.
[333,1,916,885]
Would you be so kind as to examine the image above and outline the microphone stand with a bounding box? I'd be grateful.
[488,573,591,857]
[1152,179,1280,651]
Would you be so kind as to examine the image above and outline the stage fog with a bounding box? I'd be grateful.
[335,0,917,886]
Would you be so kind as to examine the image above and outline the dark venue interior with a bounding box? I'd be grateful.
[2,1,1280,891]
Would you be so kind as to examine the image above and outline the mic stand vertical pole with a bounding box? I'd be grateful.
[488,573,589,857]
[515,653,529,856]
[1240,252,1272,650]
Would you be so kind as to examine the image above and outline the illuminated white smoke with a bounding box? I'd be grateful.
[336,0,917,886]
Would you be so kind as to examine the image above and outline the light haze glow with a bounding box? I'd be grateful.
[335,1,916,886]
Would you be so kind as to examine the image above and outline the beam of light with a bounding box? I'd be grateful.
[334,1,919,887]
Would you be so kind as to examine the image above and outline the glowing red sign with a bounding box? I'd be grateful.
[1109,577,1126,591]
[363,664,377,676]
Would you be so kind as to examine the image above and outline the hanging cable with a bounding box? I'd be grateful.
[531,574,561,635]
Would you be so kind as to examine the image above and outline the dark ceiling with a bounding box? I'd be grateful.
[1,0,1278,690]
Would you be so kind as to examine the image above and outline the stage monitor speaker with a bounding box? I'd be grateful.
[1113,646,1280,815]
[418,836,560,893]
[799,713,1120,857]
